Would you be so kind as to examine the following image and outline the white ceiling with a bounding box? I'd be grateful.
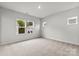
[0,2,79,18]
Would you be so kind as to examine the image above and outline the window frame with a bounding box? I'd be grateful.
[67,16,78,25]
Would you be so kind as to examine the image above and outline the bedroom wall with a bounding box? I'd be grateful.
[0,7,40,45]
[41,7,79,45]
[0,9,1,43]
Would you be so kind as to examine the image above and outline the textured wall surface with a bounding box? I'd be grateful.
[41,7,79,45]
[0,7,40,45]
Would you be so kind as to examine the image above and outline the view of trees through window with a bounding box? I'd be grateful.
[17,19,34,34]
[17,19,26,34]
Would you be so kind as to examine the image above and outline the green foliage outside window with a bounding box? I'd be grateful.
[17,19,25,34]
[17,19,25,27]
[17,19,34,34]
[19,28,25,34]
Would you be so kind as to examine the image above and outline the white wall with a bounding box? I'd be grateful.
[0,7,40,45]
[41,7,79,45]
[0,9,1,43]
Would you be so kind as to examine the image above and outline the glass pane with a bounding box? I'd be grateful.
[18,28,25,34]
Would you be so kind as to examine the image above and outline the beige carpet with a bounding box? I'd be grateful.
[0,38,79,56]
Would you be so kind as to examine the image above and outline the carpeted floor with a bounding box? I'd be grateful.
[0,38,79,56]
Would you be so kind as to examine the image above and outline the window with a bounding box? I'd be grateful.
[27,22,33,26]
[27,21,34,28]
[16,18,26,34]
[67,16,78,25]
